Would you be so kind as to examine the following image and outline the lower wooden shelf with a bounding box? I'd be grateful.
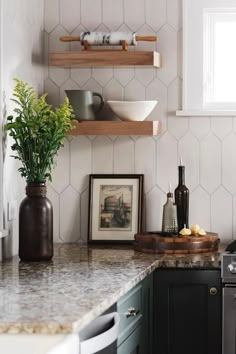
[67,120,161,136]
[50,50,161,68]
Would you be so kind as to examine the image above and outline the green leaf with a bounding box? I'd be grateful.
[5,78,74,183]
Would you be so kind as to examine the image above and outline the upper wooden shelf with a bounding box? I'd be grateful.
[67,120,161,136]
[50,51,161,68]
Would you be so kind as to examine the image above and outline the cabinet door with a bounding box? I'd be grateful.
[141,273,153,354]
[154,269,221,354]
[117,325,142,354]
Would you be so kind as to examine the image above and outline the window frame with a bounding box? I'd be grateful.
[177,0,236,116]
[203,9,236,110]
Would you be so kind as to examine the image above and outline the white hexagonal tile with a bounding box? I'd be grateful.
[211,117,233,140]
[189,117,210,141]
[124,78,145,101]
[211,187,232,241]
[71,68,91,87]
[145,0,166,32]
[146,186,166,231]
[124,0,145,31]
[81,0,102,31]
[92,68,113,87]
[103,78,124,101]
[113,68,134,87]
[168,117,188,140]
[222,133,236,194]
[167,0,182,31]
[117,23,132,32]
[136,24,157,51]
[189,186,210,232]
[179,133,200,191]
[50,139,70,193]
[103,0,123,31]
[60,78,80,104]
[200,133,221,194]
[114,137,135,173]
[70,137,91,193]
[146,77,168,131]
[44,78,60,107]
[82,78,102,94]
[60,186,80,242]
[135,137,156,192]
[47,186,60,243]
[44,0,59,33]
[92,137,113,173]
[135,67,156,87]
[49,25,70,52]
[156,24,178,86]
[44,32,49,79]
[178,29,182,79]
[168,78,187,139]
[80,188,89,243]
[49,67,70,87]
[157,133,178,192]
[59,0,80,33]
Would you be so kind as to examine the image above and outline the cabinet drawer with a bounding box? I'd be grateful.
[117,324,142,354]
[117,284,142,346]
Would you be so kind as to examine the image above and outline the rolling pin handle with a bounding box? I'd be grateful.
[135,35,159,42]
[60,36,81,42]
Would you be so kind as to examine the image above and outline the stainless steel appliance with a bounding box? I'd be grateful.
[222,241,236,354]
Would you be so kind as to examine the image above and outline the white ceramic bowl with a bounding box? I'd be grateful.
[107,100,158,121]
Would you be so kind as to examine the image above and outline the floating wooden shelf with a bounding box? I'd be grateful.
[50,51,161,68]
[67,120,161,136]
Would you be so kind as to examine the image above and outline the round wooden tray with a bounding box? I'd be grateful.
[134,232,219,254]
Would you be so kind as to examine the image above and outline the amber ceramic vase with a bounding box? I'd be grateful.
[19,183,53,261]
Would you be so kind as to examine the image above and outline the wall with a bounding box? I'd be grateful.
[2,0,44,257]
[44,0,236,243]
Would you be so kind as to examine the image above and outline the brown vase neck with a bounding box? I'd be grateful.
[26,183,47,197]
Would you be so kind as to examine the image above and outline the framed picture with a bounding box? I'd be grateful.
[88,174,144,243]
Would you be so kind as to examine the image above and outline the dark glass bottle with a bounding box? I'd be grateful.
[174,166,189,231]
[19,183,53,261]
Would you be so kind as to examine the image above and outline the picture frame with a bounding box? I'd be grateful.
[88,174,144,243]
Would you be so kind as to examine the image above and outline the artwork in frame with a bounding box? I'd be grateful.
[88,174,144,243]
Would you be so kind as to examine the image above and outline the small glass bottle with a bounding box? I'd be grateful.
[162,183,178,234]
[174,158,189,232]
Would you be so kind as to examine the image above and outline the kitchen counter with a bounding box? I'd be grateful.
[0,243,224,335]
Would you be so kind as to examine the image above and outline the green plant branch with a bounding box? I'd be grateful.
[5,79,74,183]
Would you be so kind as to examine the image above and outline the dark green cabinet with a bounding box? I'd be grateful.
[140,274,153,354]
[117,273,153,354]
[117,324,142,354]
[154,269,221,354]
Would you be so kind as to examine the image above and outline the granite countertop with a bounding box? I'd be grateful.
[0,243,224,335]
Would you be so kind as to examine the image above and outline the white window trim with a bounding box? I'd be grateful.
[177,0,236,117]
[204,9,236,110]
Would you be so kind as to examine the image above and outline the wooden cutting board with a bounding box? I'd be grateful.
[134,232,219,254]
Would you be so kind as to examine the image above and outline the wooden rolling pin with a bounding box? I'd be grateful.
[60,32,158,46]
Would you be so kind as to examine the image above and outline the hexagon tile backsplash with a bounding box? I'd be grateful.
[44,0,236,243]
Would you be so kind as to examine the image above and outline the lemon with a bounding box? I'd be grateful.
[191,224,200,235]
[179,228,191,236]
[198,228,206,236]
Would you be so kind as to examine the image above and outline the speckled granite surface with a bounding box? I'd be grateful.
[0,243,224,335]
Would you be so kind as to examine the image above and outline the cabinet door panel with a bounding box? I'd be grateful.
[117,325,142,354]
[154,270,221,354]
[141,273,153,354]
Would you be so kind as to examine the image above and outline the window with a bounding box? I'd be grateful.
[204,9,236,109]
[179,0,236,115]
